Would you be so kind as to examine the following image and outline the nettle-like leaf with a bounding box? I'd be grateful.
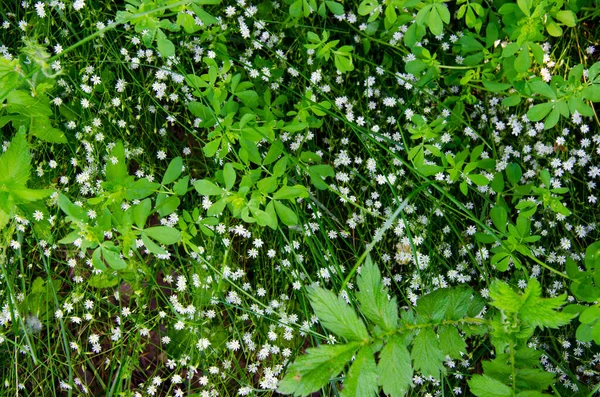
[489,279,575,331]
[378,335,412,397]
[355,255,398,331]
[411,328,446,379]
[277,342,360,396]
[340,345,377,397]
[307,286,369,342]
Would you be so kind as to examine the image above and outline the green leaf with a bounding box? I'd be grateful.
[468,375,513,397]
[30,117,68,143]
[505,163,522,185]
[439,325,467,359]
[273,185,308,200]
[173,175,189,196]
[57,193,88,222]
[490,205,508,233]
[156,29,175,58]
[223,163,236,191]
[467,174,489,186]
[325,1,344,15]
[483,79,511,93]
[356,256,398,331]
[555,10,577,27]
[526,102,553,121]
[341,345,377,397]
[235,90,259,107]
[277,342,360,396]
[92,247,107,271]
[411,328,445,379]
[134,198,152,228]
[307,286,369,342]
[273,200,298,226]
[143,226,181,245]
[141,233,168,255]
[162,157,183,185]
[579,306,600,324]
[101,245,127,270]
[263,140,283,165]
[583,85,600,102]
[194,179,223,196]
[0,127,30,186]
[283,121,308,132]
[428,7,443,36]
[378,335,412,397]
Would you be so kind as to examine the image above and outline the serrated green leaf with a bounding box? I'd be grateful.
[356,256,398,331]
[340,345,377,397]
[277,342,360,396]
[411,328,445,379]
[439,325,467,359]
[468,375,513,397]
[0,127,30,186]
[378,335,412,397]
[162,157,183,185]
[308,286,369,342]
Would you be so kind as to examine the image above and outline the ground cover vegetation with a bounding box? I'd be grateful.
[0,0,600,395]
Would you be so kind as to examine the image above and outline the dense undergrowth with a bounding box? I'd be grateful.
[1,0,600,396]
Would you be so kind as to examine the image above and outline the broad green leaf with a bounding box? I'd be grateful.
[439,325,467,359]
[583,85,600,102]
[325,1,344,15]
[30,117,68,143]
[263,140,283,165]
[428,7,443,36]
[411,328,445,379]
[340,345,377,397]
[101,246,127,270]
[273,200,298,226]
[490,205,508,233]
[156,195,180,217]
[156,29,175,58]
[505,163,522,185]
[308,164,334,190]
[143,226,181,245]
[282,122,308,132]
[277,342,360,396]
[273,185,308,200]
[526,102,553,121]
[468,375,513,397]
[173,175,189,196]
[235,90,259,107]
[0,127,30,186]
[92,247,107,271]
[483,79,511,92]
[207,198,226,217]
[467,173,489,186]
[141,233,168,255]
[356,256,398,331]
[223,163,236,191]
[555,10,577,27]
[579,306,600,324]
[307,286,369,342]
[194,179,223,196]
[57,193,88,222]
[378,335,412,397]
[133,198,152,229]
[162,157,183,185]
